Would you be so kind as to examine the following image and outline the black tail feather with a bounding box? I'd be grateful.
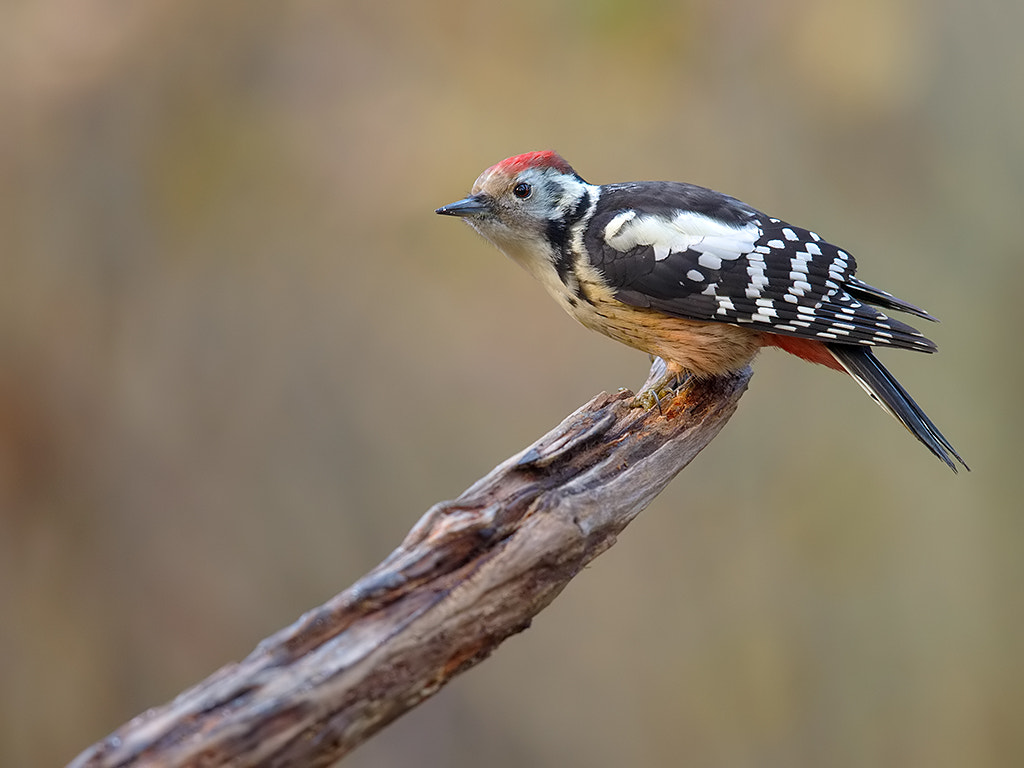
[827,344,968,472]
[845,277,939,323]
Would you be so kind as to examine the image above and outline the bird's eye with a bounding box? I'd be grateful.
[513,182,532,199]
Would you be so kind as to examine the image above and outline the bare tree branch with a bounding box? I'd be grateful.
[69,361,752,768]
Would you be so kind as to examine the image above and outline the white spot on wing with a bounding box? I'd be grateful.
[686,269,704,282]
[697,253,723,270]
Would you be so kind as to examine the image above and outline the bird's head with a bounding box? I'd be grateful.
[436,151,592,258]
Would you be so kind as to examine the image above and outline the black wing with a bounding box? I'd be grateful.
[585,182,936,352]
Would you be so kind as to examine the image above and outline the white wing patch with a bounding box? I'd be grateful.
[602,210,637,242]
[603,210,761,264]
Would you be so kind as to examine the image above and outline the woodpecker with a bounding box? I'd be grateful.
[436,151,967,471]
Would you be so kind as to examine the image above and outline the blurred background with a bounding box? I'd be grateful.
[1,1,1021,766]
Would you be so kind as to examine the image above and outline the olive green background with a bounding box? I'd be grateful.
[2,2,1020,766]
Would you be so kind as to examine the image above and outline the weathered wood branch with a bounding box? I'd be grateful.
[69,361,751,768]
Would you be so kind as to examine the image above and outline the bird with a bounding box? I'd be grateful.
[436,151,967,471]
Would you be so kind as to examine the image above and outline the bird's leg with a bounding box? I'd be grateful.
[630,357,690,410]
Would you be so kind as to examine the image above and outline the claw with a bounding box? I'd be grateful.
[631,357,690,411]
[630,389,662,412]
[630,384,684,412]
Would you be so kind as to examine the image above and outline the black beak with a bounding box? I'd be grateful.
[435,194,490,217]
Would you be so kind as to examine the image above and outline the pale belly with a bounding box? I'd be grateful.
[563,293,764,378]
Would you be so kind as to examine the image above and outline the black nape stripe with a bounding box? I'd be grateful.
[549,188,591,292]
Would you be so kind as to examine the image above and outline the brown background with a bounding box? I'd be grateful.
[2,2,1020,766]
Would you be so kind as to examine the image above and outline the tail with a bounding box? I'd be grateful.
[827,344,968,472]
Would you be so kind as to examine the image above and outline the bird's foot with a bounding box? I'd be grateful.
[630,363,689,411]
[630,386,680,412]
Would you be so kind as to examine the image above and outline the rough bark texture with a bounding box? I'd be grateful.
[69,362,752,768]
